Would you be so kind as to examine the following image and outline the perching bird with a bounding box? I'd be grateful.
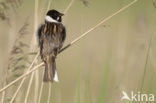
[37,9,66,82]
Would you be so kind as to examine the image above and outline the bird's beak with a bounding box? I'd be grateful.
[60,13,64,16]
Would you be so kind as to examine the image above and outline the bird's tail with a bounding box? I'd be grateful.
[43,56,59,82]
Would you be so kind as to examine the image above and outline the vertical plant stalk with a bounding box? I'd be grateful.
[47,83,52,103]
[140,36,152,93]
[87,80,93,103]
[32,0,38,47]
[24,0,39,102]
[77,51,81,103]
[63,0,75,14]
[33,0,39,102]
[24,72,35,103]
[38,82,44,103]
[46,0,52,12]
[1,91,5,103]
[77,16,84,103]
[34,69,39,103]
[38,70,44,103]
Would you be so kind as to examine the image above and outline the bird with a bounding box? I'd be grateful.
[37,9,66,82]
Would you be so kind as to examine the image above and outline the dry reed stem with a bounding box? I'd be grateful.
[63,0,75,14]
[34,68,39,103]
[24,0,39,102]
[46,0,52,12]
[24,72,35,103]
[140,35,152,93]
[0,0,138,93]
[38,71,44,103]
[38,82,44,103]
[1,92,5,103]
[33,0,39,102]
[47,83,52,103]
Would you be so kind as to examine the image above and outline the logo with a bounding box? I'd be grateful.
[121,91,155,102]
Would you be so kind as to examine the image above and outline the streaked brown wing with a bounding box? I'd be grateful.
[39,23,65,60]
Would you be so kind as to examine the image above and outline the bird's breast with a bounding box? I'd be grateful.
[43,23,63,35]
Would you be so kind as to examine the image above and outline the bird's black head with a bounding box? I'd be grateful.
[46,9,64,23]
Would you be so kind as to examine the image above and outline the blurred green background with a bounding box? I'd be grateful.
[0,0,156,103]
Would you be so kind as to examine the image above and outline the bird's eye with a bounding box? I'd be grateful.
[57,17,59,21]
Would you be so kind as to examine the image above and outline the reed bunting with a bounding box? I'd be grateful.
[37,9,66,82]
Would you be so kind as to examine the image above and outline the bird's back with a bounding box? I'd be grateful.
[40,22,65,58]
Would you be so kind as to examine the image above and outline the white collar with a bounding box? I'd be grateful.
[45,16,58,23]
